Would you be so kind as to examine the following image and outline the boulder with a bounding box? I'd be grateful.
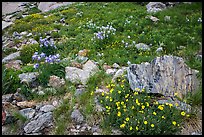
[38,2,73,12]
[65,60,99,85]
[2,51,20,63]
[146,2,166,13]
[23,112,53,133]
[127,55,199,99]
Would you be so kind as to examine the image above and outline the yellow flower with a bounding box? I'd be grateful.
[165,102,169,105]
[90,91,94,95]
[169,103,173,108]
[141,88,145,92]
[175,103,179,106]
[125,94,129,98]
[146,102,149,107]
[181,111,186,116]
[151,124,155,128]
[120,85,124,88]
[124,109,127,112]
[158,105,164,110]
[186,114,190,117]
[172,121,177,126]
[161,116,165,119]
[116,102,120,106]
[130,126,133,130]
[120,124,125,128]
[110,88,114,93]
[174,92,178,96]
[122,79,125,83]
[118,90,122,94]
[117,111,121,117]
[126,99,128,102]
[135,99,139,104]
[141,105,145,109]
[110,98,113,102]
[139,111,144,113]
[100,100,103,103]
[101,92,104,96]
[123,105,126,108]
[131,106,135,109]
[144,121,148,125]
[136,126,139,130]
[117,107,120,110]
[177,124,180,127]
[134,92,138,95]
[121,101,124,105]
[126,117,130,121]
[135,88,140,91]
[153,112,157,115]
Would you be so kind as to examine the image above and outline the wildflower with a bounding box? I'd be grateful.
[101,92,104,96]
[121,102,124,105]
[144,121,148,125]
[181,111,186,116]
[126,117,130,121]
[130,126,133,130]
[146,102,149,107]
[110,98,113,102]
[118,90,122,94]
[117,107,120,110]
[120,124,125,128]
[126,99,128,102]
[151,124,155,128]
[169,103,173,108]
[124,109,127,112]
[135,99,139,104]
[186,114,190,117]
[90,91,94,95]
[158,105,164,110]
[105,96,109,99]
[33,63,39,69]
[139,111,144,114]
[161,116,165,119]
[153,112,157,115]
[134,92,138,95]
[100,100,103,103]
[120,84,124,88]
[116,102,120,106]
[172,121,177,126]
[175,103,179,106]
[117,111,121,117]
[125,94,129,98]
[174,92,178,96]
[131,106,135,109]
[135,88,140,91]
[136,126,139,130]
[141,105,145,109]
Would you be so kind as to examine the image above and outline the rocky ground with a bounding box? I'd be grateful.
[2,2,202,135]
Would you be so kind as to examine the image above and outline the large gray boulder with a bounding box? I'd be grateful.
[19,72,39,84]
[127,55,199,99]
[65,60,99,85]
[38,2,73,12]
[146,2,166,13]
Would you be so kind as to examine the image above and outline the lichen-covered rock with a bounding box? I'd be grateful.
[65,60,99,85]
[23,112,53,133]
[48,75,65,89]
[71,109,84,124]
[146,2,166,13]
[2,51,20,63]
[18,72,39,84]
[19,108,36,119]
[127,55,199,99]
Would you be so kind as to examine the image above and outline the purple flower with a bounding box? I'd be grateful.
[34,52,38,55]
[32,55,38,60]
[33,63,39,69]
[40,52,46,58]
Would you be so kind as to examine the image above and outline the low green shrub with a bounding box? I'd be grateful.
[98,76,190,135]
[20,44,40,64]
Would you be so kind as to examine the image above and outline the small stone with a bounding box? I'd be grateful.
[75,88,86,96]
[112,63,120,69]
[156,47,163,53]
[19,108,35,119]
[52,100,58,107]
[26,33,32,37]
[87,126,92,130]
[37,90,45,95]
[2,94,14,103]
[16,101,36,109]
[40,105,55,112]
[76,125,81,129]
[80,126,86,131]
[93,132,100,135]
[106,69,117,75]
[150,16,159,22]
[71,109,84,124]
[20,31,27,35]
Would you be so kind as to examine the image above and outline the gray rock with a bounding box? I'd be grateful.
[2,51,20,63]
[111,129,123,135]
[26,33,32,37]
[106,69,117,75]
[19,108,35,119]
[127,55,199,100]
[2,94,14,103]
[27,38,38,45]
[91,125,100,132]
[135,43,150,51]
[75,88,86,96]
[48,75,65,89]
[38,2,73,12]
[40,105,55,112]
[20,31,28,35]
[23,112,53,133]
[112,63,120,69]
[75,55,88,64]
[2,21,13,30]
[149,16,159,22]
[19,72,39,84]
[65,60,99,85]
[71,109,84,124]
[112,67,127,81]
[146,2,166,13]
[156,47,163,53]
